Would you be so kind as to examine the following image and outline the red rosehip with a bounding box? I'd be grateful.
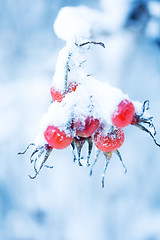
[50,87,65,103]
[74,116,99,138]
[94,127,124,152]
[112,99,135,128]
[50,82,78,102]
[44,125,73,149]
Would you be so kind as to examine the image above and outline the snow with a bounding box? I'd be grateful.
[53,5,130,43]
[38,73,131,146]
[39,95,74,133]
[2,1,160,240]
[54,6,92,42]
[34,4,156,165]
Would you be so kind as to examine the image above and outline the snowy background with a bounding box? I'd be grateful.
[1,0,160,239]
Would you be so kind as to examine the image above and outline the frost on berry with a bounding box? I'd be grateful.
[94,126,125,152]
[18,6,160,187]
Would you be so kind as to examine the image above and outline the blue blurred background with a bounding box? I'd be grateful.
[1,0,160,239]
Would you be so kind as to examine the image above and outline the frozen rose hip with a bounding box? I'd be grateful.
[50,87,65,102]
[112,99,135,128]
[44,125,73,149]
[94,127,124,152]
[74,116,99,138]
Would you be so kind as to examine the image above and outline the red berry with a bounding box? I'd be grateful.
[94,127,124,152]
[74,116,99,138]
[50,82,78,102]
[112,99,135,128]
[68,82,78,93]
[50,87,65,102]
[44,125,73,149]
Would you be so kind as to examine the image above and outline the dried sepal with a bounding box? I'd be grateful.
[135,123,160,147]
[114,149,127,174]
[29,144,53,179]
[90,149,101,176]
[101,152,112,188]
[18,143,35,155]
[74,137,86,166]
[132,100,160,146]
[90,149,126,188]
[86,136,93,166]
[71,136,93,166]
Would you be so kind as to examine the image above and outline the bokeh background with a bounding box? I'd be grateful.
[1,0,160,239]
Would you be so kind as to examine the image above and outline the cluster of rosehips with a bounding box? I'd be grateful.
[19,39,160,187]
[19,75,159,187]
[46,82,134,154]
[18,76,159,188]
[38,80,158,187]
